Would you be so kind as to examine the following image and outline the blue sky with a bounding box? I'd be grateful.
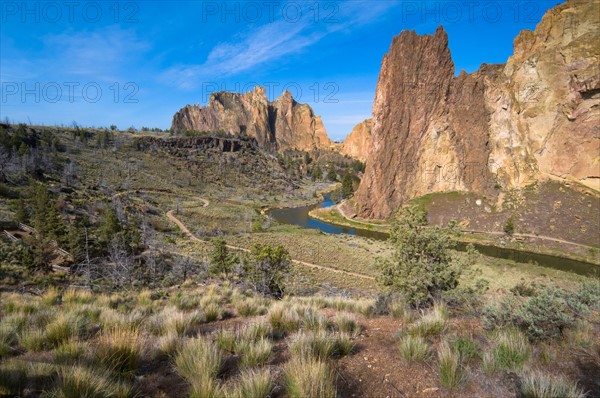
[1,0,563,141]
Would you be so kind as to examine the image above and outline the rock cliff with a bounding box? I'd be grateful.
[356,0,599,219]
[171,87,333,152]
[341,119,372,162]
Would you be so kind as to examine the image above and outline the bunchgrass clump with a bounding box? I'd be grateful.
[54,340,87,363]
[235,298,269,317]
[51,365,133,398]
[41,287,61,306]
[216,329,237,352]
[19,327,47,352]
[175,337,222,397]
[62,288,94,305]
[44,313,85,348]
[519,371,587,398]
[155,332,180,359]
[203,303,222,322]
[450,335,480,363]
[94,328,143,375]
[299,307,328,331]
[398,334,429,362]
[389,299,412,322]
[409,302,448,337]
[333,313,361,336]
[268,304,301,336]
[0,323,18,357]
[289,331,336,360]
[236,322,271,342]
[236,337,273,368]
[171,293,201,311]
[165,308,205,337]
[0,359,29,396]
[333,333,354,356]
[438,340,467,388]
[285,357,336,398]
[229,368,272,398]
[483,328,531,373]
[288,330,353,360]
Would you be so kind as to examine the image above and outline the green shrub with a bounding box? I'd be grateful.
[376,206,480,307]
[483,283,598,340]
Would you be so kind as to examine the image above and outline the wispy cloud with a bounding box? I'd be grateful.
[162,1,399,89]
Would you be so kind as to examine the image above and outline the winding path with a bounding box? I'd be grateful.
[165,200,375,281]
[332,201,594,251]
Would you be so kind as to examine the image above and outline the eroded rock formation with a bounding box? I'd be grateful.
[171,87,333,152]
[356,0,599,219]
[341,119,372,162]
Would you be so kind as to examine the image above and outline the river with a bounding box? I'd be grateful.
[268,195,598,276]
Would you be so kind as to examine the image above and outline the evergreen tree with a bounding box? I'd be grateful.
[209,238,237,277]
[244,243,291,298]
[31,183,64,240]
[98,203,120,246]
[376,206,478,307]
[311,165,323,181]
[342,174,354,198]
[14,197,28,223]
[327,168,337,181]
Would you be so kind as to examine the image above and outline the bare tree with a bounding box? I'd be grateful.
[107,237,136,288]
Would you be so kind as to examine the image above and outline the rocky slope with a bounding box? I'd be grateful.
[171,87,333,152]
[356,0,599,219]
[341,119,372,162]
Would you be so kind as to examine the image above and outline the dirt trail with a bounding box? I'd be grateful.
[333,201,593,251]
[464,230,595,250]
[165,205,374,281]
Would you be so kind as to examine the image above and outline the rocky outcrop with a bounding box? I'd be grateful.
[171,87,333,152]
[341,119,372,162]
[356,0,599,219]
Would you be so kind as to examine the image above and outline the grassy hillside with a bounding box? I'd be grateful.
[1,123,599,397]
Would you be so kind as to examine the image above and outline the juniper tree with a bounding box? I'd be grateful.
[376,206,480,308]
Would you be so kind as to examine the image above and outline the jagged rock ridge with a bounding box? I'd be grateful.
[171,87,333,152]
[356,0,600,219]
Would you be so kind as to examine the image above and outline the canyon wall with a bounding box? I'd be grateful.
[356,0,599,219]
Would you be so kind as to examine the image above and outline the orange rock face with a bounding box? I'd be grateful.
[356,0,599,219]
[171,86,333,152]
[341,119,372,163]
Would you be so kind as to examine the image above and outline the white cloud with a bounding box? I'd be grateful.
[163,1,399,89]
